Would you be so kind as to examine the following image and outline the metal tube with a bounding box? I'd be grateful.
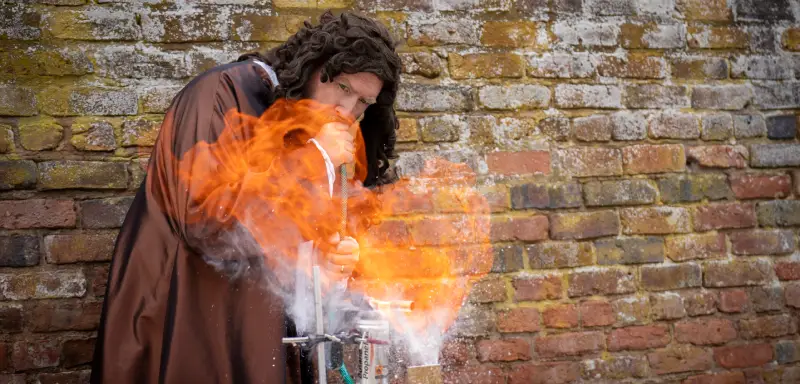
[406,365,442,384]
[281,336,310,344]
[313,266,327,384]
[368,299,415,313]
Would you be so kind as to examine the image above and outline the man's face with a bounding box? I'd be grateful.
[306,69,383,121]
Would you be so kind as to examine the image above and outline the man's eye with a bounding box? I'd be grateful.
[359,98,368,105]
[338,83,350,93]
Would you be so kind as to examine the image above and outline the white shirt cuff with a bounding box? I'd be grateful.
[307,138,335,198]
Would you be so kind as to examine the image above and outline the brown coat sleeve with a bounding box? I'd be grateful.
[146,63,334,288]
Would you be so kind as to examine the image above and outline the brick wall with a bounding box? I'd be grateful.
[1,0,800,383]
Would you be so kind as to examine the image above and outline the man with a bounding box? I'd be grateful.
[90,10,402,384]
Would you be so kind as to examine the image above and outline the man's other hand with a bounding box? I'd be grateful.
[322,233,359,279]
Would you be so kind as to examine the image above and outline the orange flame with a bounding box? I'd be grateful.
[176,98,492,339]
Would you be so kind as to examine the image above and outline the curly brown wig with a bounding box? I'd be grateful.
[237,10,402,188]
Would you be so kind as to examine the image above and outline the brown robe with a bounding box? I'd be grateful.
[90,59,324,384]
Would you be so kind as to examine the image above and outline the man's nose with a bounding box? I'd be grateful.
[335,100,357,120]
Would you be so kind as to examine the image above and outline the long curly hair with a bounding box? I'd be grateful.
[237,10,402,188]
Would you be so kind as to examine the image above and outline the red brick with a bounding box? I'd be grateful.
[678,0,733,21]
[37,371,91,384]
[469,275,507,303]
[787,282,800,308]
[0,344,8,372]
[543,304,578,329]
[596,53,665,79]
[579,300,614,327]
[410,215,488,246]
[641,263,702,291]
[672,57,729,80]
[743,368,769,384]
[507,362,580,384]
[665,232,726,262]
[648,345,713,375]
[779,366,800,383]
[730,229,795,255]
[364,220,411,245]
[0,375,25,384]
[38,160,128,190]
[449,53,525,79]
[675,318,737,345]
[2,270,86,300]
[776,262,800,280]
[44,231,118,263]
[476,338,531,362]
[704,260,771,288]
[61,338,95,368]
[27,300,102,332]
[79,196,134,229]
[739,315,797,339]
[608,324,671,351]
[527,242,593,269]
[550,211,620,240]
[693,203,757,231]
[440,339,471,365]
[611,296,650,327]
[687,145,748,168]
[497,307,541,333]
[681,290,718,316]
[743,369,768,384]
[86,264,109,297]
[12,339,60,370]
[0,304,22,333]
[647,101,696,129]
[555,147,623,177]
[487,151,550,176]
[568,268,636,297]
[749,286,784,312]
[513,274,562,301]
[687,26,749,49]
[650,292,687,320]
[714,344,774,368]
[481,187,509,213]
[481,21,548,49]
[491,244,524,273]
[794,169,800,195]
[719,289,749,313]
[535,331,605,357]
[683,371,747,384]
[450,305,495,337]
[0,234,39,267]
[450,245,494,277]
[620,206,692,235]
[730,173,792,199]
[379,189,433,215]
[443,364,504,384]
[491,216,549,242]
[582,355,649,379]
[0,199,76,229]
[622,144,685,174]
[573,115,613,142]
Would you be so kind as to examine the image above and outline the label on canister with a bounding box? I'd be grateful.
[359,333,371,381]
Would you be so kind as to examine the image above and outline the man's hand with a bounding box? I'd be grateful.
[321,233,359,280]
[314,122,354,168]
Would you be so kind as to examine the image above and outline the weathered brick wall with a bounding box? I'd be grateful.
[2,0,800,383]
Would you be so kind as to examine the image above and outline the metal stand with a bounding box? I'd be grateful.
[280,164,415,384]
[313,266,327,384]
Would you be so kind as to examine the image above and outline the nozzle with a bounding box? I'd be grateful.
[368,298,415,312]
